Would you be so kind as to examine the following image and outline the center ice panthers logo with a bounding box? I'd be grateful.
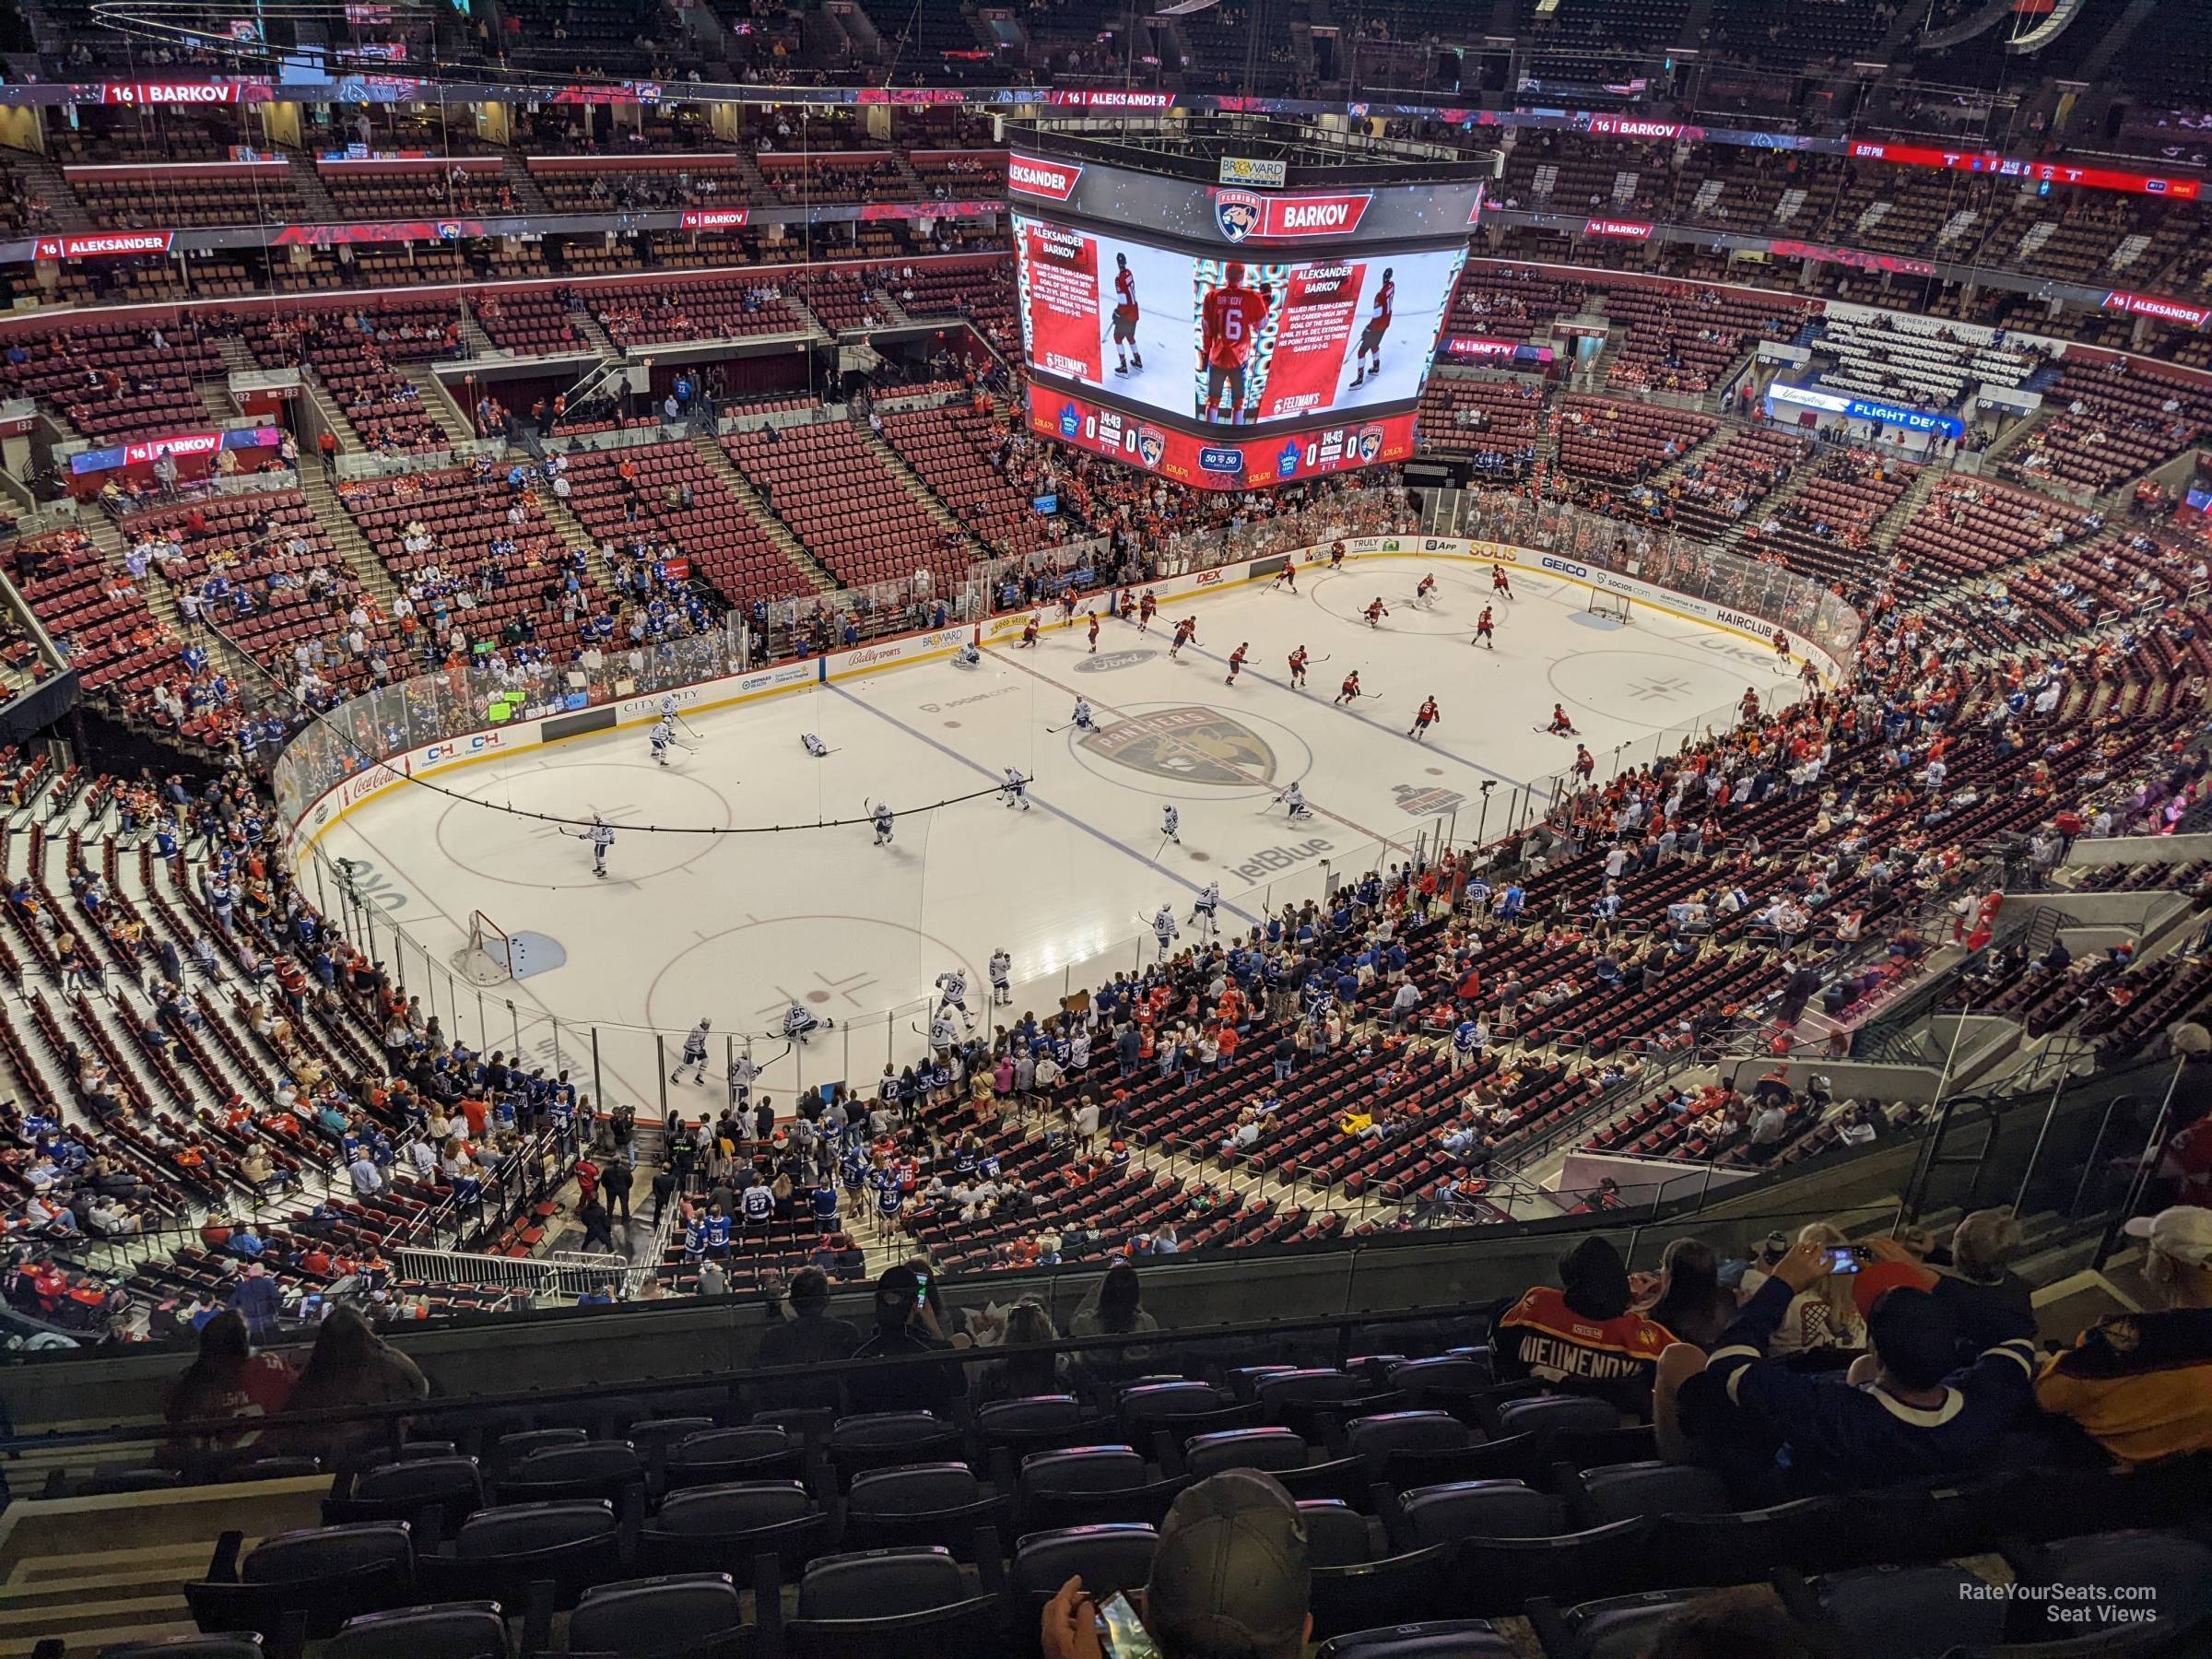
[1135,427,1168,469]
[1085,706,1277,786]
[1215,190,1265,242]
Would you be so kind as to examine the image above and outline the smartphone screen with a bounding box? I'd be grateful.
[1097,1592,1159,1659]
[1828,1248,1863,1274]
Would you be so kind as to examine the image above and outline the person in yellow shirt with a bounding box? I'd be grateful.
[2035,1206,2212,1465]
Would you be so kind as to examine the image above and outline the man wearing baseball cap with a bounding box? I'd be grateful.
[1041,1470,1312,1659]
[2036,1206,2212,1465]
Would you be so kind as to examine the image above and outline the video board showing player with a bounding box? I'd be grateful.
[1014,214,1465,434]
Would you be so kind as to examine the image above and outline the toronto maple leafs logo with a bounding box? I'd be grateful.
[1136,427,1167,469]
[1215,189,1265,243]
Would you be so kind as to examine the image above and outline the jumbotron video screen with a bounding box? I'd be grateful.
[1009,150,1484,489]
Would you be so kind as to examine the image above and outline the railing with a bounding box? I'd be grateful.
[393,1243,630,1299]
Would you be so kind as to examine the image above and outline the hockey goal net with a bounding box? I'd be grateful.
[456,910,515,984]
[1586,590,1632,624]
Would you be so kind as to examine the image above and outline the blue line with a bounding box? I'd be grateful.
[827,683,1264,927]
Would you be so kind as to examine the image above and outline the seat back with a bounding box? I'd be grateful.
[569,1572,747,1659]
[1541,1589,1707,1659]
[1019,1445,1147,1496]
[1451,1519,1655,1619]
[1570,1462,1732,1528]
[335,1458,485,1529]
[1793,1563,2006,1658]
[2014,1532,2212,1637]
[665,1427,801,1488]
[795,1547,966,1621]
[1344,1411,1470,1473]
[1298,1500,1374,1568]
[326,1601,509,1659]
[1315,1620,1517,1658]
[187,1522,415,1640]
[1010,1524,1159,1602]
[1491,1395,1618,1439]
[488,1428,586,1477]
[1400,1480,1566,1548]
[1308,1543,1456,1642]
[1185,1428,1309,1480]
[846,1463,980,1517]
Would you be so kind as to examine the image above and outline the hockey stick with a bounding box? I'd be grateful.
[676,712,703,738]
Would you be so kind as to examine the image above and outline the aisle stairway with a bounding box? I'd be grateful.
[688,431,838,594]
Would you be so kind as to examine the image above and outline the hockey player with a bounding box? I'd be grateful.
[988,947,1012,1006]
[1329,539,1347,570]
[1474,606,1496,649]
[1490,562,1514,599]
[1151,904,1180,955]
[1137,590,1159,632]
[1170,617,1196,660]
[650,716,676,767]
[954,641,981,667]
[1288,645,1310,688]
[801,732,830,758]
[1740,686,1762,723]
[935,967,972,1029]
[1772,627,1792,664]
[727,1048,759,1106]
[672,1018,711,1085]
[1267,561,1298,594]
[1199,262,1270,424]
[1020,616,1041,649]
[571,814,616,878]
[926,1012,959,1057]
[1348,265,1394,388]
[1335,670,1362,706]
[1088,613,1101,653]
[1414,573,1437,607]
[1280,782,1312,820]
[1189,880,1220,937]
[871,802,895,845]
[1225,642,1249,686]
[1547,702,1577,735]
[1573,743,1595,782]
[1410,697,1441,740]
[783,1000,831,1042]
[1001,767,1031,810]
[1070,697,1096,732]
[1363,597,1390,629]
[1110,251,1145,376]
[1162,805,1181,844]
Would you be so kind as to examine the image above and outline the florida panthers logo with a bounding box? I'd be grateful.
[1085,706,1277,786]
[1355,424,1386,462]
[1135,426,1167,469]
[1215,190,1265,242]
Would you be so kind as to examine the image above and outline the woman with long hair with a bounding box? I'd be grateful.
[1645,1238,1737,1350]
[160,1310,297,1476]
[281,1303,429,1465]
[1766,1222,1868,1357]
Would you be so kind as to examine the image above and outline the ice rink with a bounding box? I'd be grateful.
[315,556,1806,1106]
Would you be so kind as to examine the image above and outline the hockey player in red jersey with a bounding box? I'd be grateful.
[1200,263,1272,425]
[1349,265,1394,389]
[1110,252,1144,376]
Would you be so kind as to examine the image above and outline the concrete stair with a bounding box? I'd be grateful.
[501,154,555,216]
[688,430,838,593]
[401,365,477,449]
[6,149,88,231]
[536,488,624,594]
[281,151,340,222]
[194,382,235,424]
[300,371,363,452]
[295,463,400,609]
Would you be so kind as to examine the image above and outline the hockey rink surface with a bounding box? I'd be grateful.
[316,556,1806,1102]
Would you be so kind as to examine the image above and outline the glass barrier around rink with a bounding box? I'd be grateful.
[266,485,1858,1121]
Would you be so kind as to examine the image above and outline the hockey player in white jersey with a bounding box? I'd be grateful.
[1001,767,1031,810]
[1161,805,1181,844]
[671,1018,711,1084]
[801,732,830,758]
[727,1048,759,1106]
[988,948,1012,1006]
[926,1013,959,1057]
[871,802,895,845]
[650,716,676,768]
[783,1000,832,1042]
[1070,698,1096,732]
[1152,904,1179,956]
[659,693,680,720]
[1280,782,1313,821]
[1189,880,1220,937]
[571,815,616,877]
[954,642,982,667]
[935,968,973,1029]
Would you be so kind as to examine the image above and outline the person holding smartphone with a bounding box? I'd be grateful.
[845,1262,964,1418]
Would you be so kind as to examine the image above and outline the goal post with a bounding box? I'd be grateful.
[457,910,515,985]
[1587,590,1632,624]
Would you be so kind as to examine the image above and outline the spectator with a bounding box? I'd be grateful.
[980,1298,1066,1401]
[228,1261,284,1337]
[2035,1206,2212,1464]
[1041,1470,1311,1659]
[1492,1235,1677,1416]
[754,1265,862,1410]
[1644,1238,1738,1350]
[160,1310,296,1475]
[1070,1260,1158,1382]
[577,1191,618,1253]
[1657,1239,2037,1499]
[1759,1223,1868,1357]
[279,1304,429,1465]
[846,1263,962,1417]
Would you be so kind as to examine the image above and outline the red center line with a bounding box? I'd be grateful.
[986,641,1417,857]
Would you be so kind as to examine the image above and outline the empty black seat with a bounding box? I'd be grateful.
[1398,1480,1567,1549]
[1527,1588,1711,1659]
[1308,1543,1455,1641]
[1567,1462,1732,1528]
[665,1428,802,1490]
[1316,1620,1518,1658]
[570,1571,751,1659]
[325,1459,485,1534]
[1451,1519,1655,1619]
[1298,1500,1376,1568]
[1774,1562,2006,1658]
[326,1601,508,1659]
[184,1523,415,1641]
[418,1500,621,1610]
[1184,1428,1309,1479]
[639,1481,827,1577]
